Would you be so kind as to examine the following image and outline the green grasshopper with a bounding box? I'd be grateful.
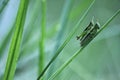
[77,18,100,47]
[76,19,94,40]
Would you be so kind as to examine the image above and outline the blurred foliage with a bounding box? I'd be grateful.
[0,0,120,80]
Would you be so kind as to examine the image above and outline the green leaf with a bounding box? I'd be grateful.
[3,0,29,80]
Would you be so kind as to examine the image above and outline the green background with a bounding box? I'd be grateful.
[0,0,120,80]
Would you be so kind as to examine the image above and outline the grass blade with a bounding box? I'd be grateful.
[0,26,14,58]
[54,0,74,50]
[48,9,120,80]
[48,48,84,80]
[22,0,40,45]
[0,0,9,14]
[47,0,74,78]
[39,0,46,74]
[37,0,95,79]
[3,0,29,80]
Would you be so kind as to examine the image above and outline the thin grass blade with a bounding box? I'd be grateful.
[3,0,29,80]
[22,0,40,45]
[37,0,95,79]
[39,0,46,75]
[0,0,9,14]
[48,9,120,80]
[47,0,74,78]
[0,26,14,58]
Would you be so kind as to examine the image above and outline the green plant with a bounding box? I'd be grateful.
[48,9,120,80]
[37,0,95,79]
[0,0,9,14]
[39,0,46,75]
[0,0,120,80]
[3,0,29,80]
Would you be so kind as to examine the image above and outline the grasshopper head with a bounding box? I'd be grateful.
[94,22,100,29]
[76,36,80,40]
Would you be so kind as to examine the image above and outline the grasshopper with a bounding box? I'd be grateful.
[77,17,100,47]
[76,19,94,40]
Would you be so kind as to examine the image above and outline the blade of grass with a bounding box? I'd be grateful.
[19,0,41,59]
[3,0,29,80]
[48,9,120,80]
[48,48,84,80]
[20,39,39,57]
[22,0,40,45]
[47,0,74,78]
[37,0,95,79]
[69,0,94,21]
[54,0,74,50]
[0,0,9,14]
[0,26,14,58]
[39,0,46,74]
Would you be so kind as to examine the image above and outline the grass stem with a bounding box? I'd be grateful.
[39,0,46,75]
[48,9,120,80]
[37,0,95,79]
[0,0,9,14]
[3,0,29,80]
